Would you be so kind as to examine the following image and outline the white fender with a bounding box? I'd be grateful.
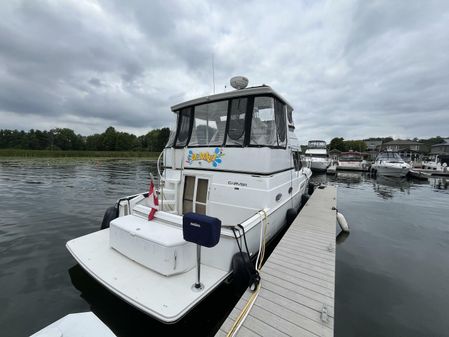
[337,211,350,232]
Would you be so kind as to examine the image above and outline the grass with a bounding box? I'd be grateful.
[0,149,160,158]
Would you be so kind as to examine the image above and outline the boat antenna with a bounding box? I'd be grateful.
[212,53,215,94]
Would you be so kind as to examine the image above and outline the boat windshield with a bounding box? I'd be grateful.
[340,153,362,161]
[189,101,228,146]
[377,152,403,162]
[308,141,326,149]
[167,95,287,148]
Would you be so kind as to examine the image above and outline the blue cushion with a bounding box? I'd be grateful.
[183,212,221,248]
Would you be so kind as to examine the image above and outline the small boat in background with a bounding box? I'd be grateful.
[421,154,449,172]
[337,151,370,171]
[371,152,411,177]
[301,140,331,172]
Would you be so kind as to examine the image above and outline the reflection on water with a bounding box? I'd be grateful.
[312,171,449,337]
[432,177,448,191]
[1,160,449,337]
[372,176,411,200]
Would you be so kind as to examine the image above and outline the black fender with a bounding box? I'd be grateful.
[231,252,258,291]
[286,208,297,225]
[308,182,315,196]
[101,205,119,229]
[301,194,310,207]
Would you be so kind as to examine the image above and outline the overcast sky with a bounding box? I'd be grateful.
[1,0,448,143]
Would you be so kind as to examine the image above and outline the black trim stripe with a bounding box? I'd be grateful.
[164,166,294,176]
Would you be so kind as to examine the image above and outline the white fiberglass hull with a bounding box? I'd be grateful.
[337,161,370,171]
[302,158,331,172]
[373,165,410,177]
[66,172,310,323]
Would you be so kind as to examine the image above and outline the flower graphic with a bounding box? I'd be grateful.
[185,148,224,167]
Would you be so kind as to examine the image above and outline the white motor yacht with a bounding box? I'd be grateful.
[301,140,331,172]
[66,78,312,323]
[371,152,410,177]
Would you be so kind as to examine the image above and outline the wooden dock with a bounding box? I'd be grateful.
[215,185,337,337]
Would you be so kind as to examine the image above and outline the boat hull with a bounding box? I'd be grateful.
[66,172,310,323]
[302,158,331,172]
[373,165,410,177]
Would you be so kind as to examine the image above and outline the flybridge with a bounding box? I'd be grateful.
[166,86,294,149]
[308,140,327,149]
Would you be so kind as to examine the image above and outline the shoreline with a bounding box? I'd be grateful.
[0,149,159,159]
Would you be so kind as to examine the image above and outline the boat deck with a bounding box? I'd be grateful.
[215,185,337,337]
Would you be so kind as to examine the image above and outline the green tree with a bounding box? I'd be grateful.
[329,137,345,151]
[98,127,117,151]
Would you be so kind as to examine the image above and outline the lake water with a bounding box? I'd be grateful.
[0,159,448,336]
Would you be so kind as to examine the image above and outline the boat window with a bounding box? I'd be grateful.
[195,178,208,215]
[226,98,247,146]
[165,112,178,148]
[293,151,302,171]
[287,106,293,125]
[377,152,403,161]
[175,107,193,147]
[183,176,195,213]
[250,97,277,146]
[189,101,228,146]
[308,141,327,148]
[275,99,286,146]
[183,176,208,215]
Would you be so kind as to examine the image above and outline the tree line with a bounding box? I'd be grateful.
[0,127,170,152]
[329,136,447,152]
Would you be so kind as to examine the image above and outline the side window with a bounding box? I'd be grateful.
[293,151,302,171]
[226,98,247,146]
[175,107,193,147]
[250,97,277,146]
[287,106,293,125]
[165,112,178,148]
[274,99,286,147]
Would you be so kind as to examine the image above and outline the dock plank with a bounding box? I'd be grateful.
[215,185,337,337]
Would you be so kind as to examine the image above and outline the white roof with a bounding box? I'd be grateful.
[171,85,293,111]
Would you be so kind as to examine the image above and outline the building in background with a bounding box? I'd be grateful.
[431,138,449,154]
[380,140,427,162]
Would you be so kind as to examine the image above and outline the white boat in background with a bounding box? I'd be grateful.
[371,152,410,177]
[421,154,449,171]
[66,78,312,323]
[301,140,331,172]
[337,151,370,171]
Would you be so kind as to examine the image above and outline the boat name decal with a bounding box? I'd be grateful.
[186,147,224,167]
[228,181,247,187]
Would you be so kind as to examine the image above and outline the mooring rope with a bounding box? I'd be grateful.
[226,209,269,337]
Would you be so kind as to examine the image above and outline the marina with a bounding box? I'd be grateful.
[1,1,449,336]
[1,159,448,336]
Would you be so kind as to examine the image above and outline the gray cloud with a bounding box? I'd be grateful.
[0,0,448,142]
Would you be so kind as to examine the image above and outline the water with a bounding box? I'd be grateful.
[314,172,449,337]
[0,160,448,336]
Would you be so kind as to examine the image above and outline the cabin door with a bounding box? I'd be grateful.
[182,175,209,215]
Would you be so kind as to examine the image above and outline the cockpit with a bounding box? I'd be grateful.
[166,87,293,149]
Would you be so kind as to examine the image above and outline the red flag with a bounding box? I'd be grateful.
[148,177,159,220]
